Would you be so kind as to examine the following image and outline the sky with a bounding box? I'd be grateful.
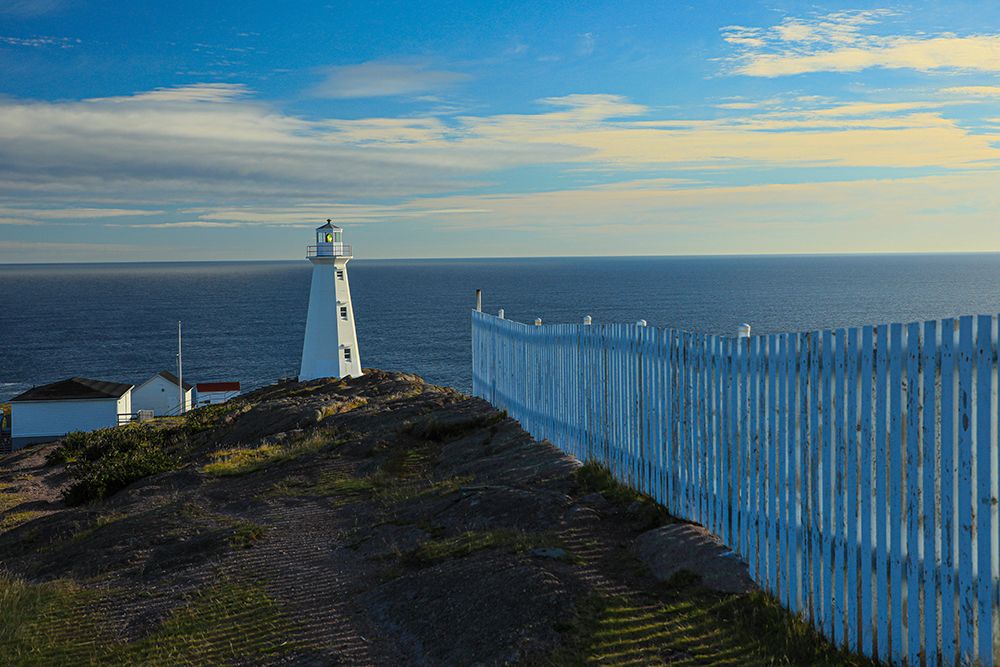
[1,0,999,262]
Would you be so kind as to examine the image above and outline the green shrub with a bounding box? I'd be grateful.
[53,425,181,506]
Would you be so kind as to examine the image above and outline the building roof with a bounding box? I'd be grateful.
[156,370,193,391]
[196,381,241,392]
[316,220,342,231]
[10,377,133,402]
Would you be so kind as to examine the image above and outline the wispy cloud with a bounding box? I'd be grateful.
[310,61,471,99]
[88,83,250,104]
[0,0,67,17]
[112,220,239,229]
[0,206,163,219]
[941,86,1000,97]
[0,35,78,48]
[723,10,1000,76]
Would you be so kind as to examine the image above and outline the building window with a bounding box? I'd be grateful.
[344,348,352,362]
[340,306,348,320]
[336,270,344,280]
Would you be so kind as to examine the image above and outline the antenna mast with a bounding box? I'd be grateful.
[177,320,185,415]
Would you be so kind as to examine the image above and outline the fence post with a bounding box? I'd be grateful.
[584,315,592,325]
[535,318,542,326]
[738,323,752,338]
[475,289,482,312]
[498,308,504,319]
[637,319,647,327]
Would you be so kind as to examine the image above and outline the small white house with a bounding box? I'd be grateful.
[195,381,241,407]
[9,377,133,449]
[132,370,192,417]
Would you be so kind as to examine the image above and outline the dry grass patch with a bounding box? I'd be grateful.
[317,397,368,420]
[203,431,337,476]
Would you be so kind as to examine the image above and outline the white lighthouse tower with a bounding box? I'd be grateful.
[299,220,362,381]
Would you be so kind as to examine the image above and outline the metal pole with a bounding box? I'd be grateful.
[498,308,504,319]
[475,289,482,312]
[177,320,185,415]
[738,322,752,338]
[534,318,542,326]
[583,315,592,325]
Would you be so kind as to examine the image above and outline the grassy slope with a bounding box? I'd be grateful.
[0,373,881,666]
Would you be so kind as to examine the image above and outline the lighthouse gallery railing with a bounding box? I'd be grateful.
[471,309,1000,666]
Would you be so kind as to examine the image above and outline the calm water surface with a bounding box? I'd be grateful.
[3,254,1000,402]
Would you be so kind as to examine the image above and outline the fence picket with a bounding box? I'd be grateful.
[958,316,975,664]
[975,315,994,665]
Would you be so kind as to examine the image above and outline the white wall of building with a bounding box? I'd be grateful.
[300,256,362,380]
[195,389,239,406]
[132,375,192,416]
[12,396,126,443]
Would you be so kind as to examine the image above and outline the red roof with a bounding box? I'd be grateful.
[196,382,240,392]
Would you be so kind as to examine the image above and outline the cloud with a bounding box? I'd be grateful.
[344,172,1000,255]
[0,35,78,48]
[723,10,1000,76]
[941,86,1000,97]
[116,220,239,229]
[88,83,250,104]
[1,83,999,257]
[0,206,163,219]
[310,61,471,99]
[0,0,66,17]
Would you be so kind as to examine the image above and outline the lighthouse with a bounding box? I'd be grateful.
[299,220,362,381]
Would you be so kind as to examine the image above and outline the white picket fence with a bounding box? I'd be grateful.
[471,309,1000,666]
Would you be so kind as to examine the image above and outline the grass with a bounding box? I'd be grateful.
[0,575,302,666]
[317,397,368,420]
[0,574,107,665]
[575,460,670,528]
[229,521,267,548]
[405,529,558,566]
[202,431,337,476]
[0,510,47,533]
[108,582,299,665]
[267,470,376,505]
[267,465,472,508]
[539,583,881,666]
[402,410,507,443]
[47,424,183,506]
[0,482,24,512]
[46,512,128,551]
[183,401,249,433]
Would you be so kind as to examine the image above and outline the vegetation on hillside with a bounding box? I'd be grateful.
[47,425,182,506]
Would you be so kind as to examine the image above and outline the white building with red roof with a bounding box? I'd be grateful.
[195,381,241,407]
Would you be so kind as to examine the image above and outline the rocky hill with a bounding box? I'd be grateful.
[0,371,870,666]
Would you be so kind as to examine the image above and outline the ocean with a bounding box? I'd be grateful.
[3,254,1000,403]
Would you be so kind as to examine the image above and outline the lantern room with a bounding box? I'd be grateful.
[309,219,351,258]
[316,219,342,245]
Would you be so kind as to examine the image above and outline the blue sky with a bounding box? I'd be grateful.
[1,0,999,261]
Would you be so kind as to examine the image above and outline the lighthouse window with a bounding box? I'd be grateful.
[340,306,348,320]
[336,270,344,280]
[344,348,352,362]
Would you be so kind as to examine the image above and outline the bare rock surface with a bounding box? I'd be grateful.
[633,522,756,594]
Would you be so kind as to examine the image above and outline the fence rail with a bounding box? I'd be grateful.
[471,309,1000,666]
